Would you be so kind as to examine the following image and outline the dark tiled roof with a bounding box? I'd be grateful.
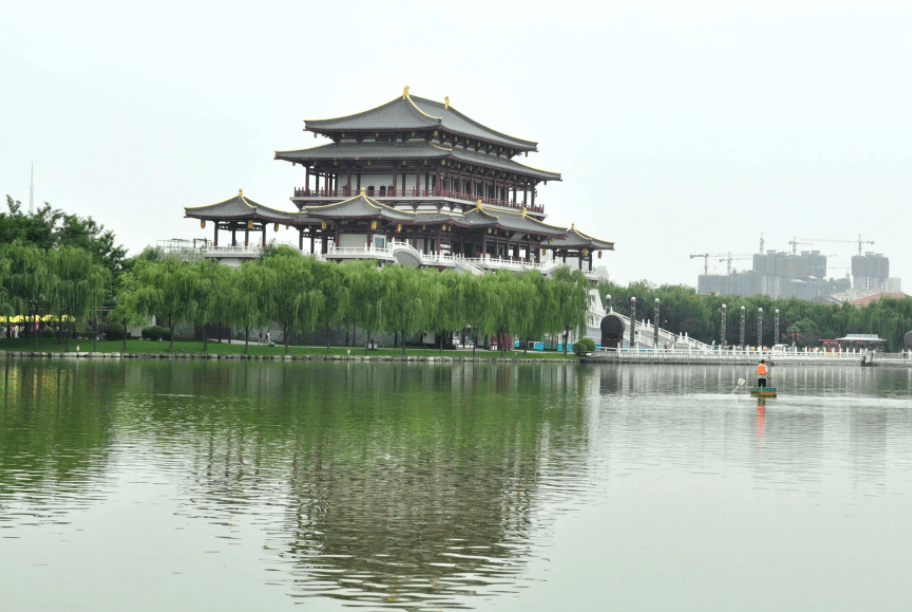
[275,141,560,181]
[185,191,301,223]
[547,225,615,250]
[455,206,567,237]
[448,147,560,181]
[410,95,537,151]
[304,90,538,151]
[276,141,448,162]
[305,193,436,223]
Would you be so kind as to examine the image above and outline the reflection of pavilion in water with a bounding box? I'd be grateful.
[157,362,594,609]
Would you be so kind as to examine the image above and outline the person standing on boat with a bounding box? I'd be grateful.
[756,360,769,388]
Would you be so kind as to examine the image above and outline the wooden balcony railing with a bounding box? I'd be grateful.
[292,187,544,214]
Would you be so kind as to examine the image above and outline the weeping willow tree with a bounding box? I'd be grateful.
[1,241,57,351]
[131,254,205,353]
[426,269,463,354]
[345,260,386,350]
[553,267,590,354]
[381,265,431,356]
[228,260,267,355]
[49,246,109,352]
[312,259,348,354]
[110,272,147,352]
[261,248,316,355]
[460,272,496,357]
[195,258,232,354]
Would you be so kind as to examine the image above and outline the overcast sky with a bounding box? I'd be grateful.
[2,0,909,287]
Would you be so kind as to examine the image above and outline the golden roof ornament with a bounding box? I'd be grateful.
[238,188,243,196]
[361,187,366,195]
[403,85,410,98]
[476,199,483,210]
[445,96,450,109]
[522,207,527,218]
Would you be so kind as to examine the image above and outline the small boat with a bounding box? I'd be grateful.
[750,387,777,397]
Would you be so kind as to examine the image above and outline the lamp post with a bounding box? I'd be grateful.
[654,298,660,348]
[721,304,727,348]
[758,307,763,350]
[774,309,779,346]
[740,306,745,348]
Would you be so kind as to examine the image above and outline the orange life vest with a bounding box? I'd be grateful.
[757,364,768,376]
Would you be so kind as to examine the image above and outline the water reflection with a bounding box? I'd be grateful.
[4,360,912,610]
[1,360,594,610]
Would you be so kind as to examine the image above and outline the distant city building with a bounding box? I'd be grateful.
[852,252,890,291]
[697,250,845,300]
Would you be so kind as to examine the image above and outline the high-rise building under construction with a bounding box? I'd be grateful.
[697,250,857,300]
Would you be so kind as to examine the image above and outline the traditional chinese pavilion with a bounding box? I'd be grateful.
[184,87,613,274]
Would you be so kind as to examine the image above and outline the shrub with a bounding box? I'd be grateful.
[141,325,163,341]
[104,322,127,341]
[573,337,596,355]
[160,327,172,341]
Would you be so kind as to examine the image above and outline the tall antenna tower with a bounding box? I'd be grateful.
[29,162,35,215]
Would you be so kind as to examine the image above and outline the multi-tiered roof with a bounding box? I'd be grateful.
[275,87,560,217]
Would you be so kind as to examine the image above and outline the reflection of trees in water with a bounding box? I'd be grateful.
[0,360,117,523]
[0,360,594,608]
[144,362,594,610]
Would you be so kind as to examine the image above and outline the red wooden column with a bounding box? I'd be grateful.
[298,228,304,251]
[306,167,310,194]
[392,165,398,196]
[347,165,352,194]
[244,223,249,247]
[213,223,218,247]
[262,223,266,247]
[415,168,420,196]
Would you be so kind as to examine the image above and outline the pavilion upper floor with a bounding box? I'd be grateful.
[276,88,561,218]
[301,86,539,157]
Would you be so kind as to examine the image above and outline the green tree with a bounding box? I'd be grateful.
[109,272,148,352]
[1,241,57,351]
[381,265,429,356]
[132,255,202,353]
[228,260,267,355]
[460,273,496,357]
[345,260,385,350]
[553,267,589,354]
[49,246,108,352]
[261,248,318,354]
[195,259,232,354]
[312,260,348,354]
[426,269,463,354]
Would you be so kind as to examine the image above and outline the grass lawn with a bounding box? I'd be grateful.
[0,337,577,360]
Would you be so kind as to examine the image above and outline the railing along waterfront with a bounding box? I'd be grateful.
[582,347,888,365]
[292,187,544,214]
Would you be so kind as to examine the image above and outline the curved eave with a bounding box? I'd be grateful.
[546,227,615,250]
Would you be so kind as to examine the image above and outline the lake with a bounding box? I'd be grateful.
[2,359,912,611]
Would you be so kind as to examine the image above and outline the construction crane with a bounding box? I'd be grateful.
[800,235,874,256]
[717,253,753,275]
[788,236,815,255]
[691,252,752,275]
